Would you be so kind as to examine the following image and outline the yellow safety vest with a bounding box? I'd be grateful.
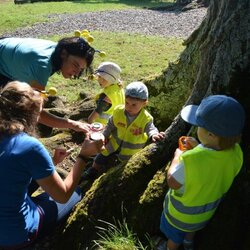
[163,144,243,232]
[94,84,125,125]
[102,105,152,162]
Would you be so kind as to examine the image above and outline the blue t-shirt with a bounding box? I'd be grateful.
[0,133,55,246]
[0,38,56,87]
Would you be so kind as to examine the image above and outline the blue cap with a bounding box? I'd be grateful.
[180,95,245,137]
[125,81,148,100]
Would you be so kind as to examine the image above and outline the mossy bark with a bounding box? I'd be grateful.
[55,0,250,249]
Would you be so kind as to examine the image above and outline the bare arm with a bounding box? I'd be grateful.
[167,148,183,190]
[37,135,103,203]
[28,81,91,133]
[37,159,84,203]
[39,110,91,133]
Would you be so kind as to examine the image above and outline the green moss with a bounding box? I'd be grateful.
[145,49,201,131]
[40,131,72,148]
[139,169,167,204]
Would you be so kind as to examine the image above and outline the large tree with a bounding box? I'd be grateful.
[55,0,250,249]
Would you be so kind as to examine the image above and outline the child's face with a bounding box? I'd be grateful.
[197,127,208,145]
[197,127,219,148]
[125,96,147,116]
[97,76,110,88]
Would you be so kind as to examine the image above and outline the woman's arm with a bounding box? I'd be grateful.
[39,110,91,133]
[29,81,91,133]
[37,158,85,203]
[37,135,103,203]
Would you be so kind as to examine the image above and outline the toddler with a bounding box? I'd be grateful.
[88,61,125,126]
[84,81,165,180]
[160,95,245,250]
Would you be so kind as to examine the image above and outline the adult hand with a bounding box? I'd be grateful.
[68,119,91,133]
[79,133,104,158]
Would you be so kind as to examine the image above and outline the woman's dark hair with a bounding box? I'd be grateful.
[51,37,95,77]
[0,81,43,136]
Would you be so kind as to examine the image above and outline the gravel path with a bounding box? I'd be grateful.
[4,8,207,38]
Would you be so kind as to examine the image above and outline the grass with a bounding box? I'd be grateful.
[1,0,184,103]
[0,0,174,35]
[47,31,184,102]
[1,0,184,104]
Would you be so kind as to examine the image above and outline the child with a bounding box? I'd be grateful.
[83,81,165,180]
[160,95,245,250]
[88,61,125,126]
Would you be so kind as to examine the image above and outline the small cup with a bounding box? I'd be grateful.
[90,122,104,132]
[90,132,105,141]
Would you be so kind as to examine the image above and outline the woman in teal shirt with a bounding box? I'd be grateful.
[0,36,95,132]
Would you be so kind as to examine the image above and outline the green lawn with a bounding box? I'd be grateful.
[1,0,185,103]
[47,31,184,102]
[0,0,174,35]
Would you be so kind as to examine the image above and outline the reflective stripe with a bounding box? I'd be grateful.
[112,133,146,149]
[169,195,222,215]
[118,154,131,162]
[122,140,146,149]
[164,195,209,231]
[112,131,122,146]
[103,106,152,159]
[165,210,209,231]
[99,113,111,120]
[105,141,115,153]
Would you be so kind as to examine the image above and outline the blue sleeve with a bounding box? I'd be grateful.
[30,60,51,87]
[0,38,55,87]
[18,137,55,180]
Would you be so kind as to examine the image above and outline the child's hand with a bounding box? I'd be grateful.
[179,136,198,151]
[185,137,199,149]
[152,132,165,142]
[53,148,72,165]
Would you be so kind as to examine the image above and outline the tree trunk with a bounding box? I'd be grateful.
[55,0,250,249]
